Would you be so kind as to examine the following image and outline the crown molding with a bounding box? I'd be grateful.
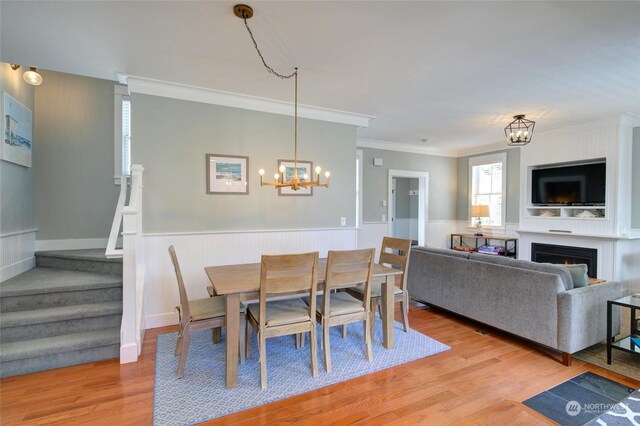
[118,73,373,128]
[356,138,457,157]
[455,141,519,158]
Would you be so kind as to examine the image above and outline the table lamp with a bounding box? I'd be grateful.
[470,205,490,236]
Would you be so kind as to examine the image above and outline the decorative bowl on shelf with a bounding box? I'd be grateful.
[575,210,597,218]
[539,210,557,217]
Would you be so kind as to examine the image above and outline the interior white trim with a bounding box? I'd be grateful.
[122,74,373,127]
[145,312,179,329]
[357,138,457,157]
[143,227,357,237]
[456,142,517,158]
[0,229,38,238]
[0,257,36,282]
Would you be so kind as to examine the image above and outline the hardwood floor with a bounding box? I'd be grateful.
[1,302,638,425]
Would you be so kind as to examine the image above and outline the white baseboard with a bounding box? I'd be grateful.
[120,342,139,364]
[35,237,122,251]
[145,312,179,329]
[0,256,36,282]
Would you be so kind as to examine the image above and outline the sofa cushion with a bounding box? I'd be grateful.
[468,253,574,290]
[411,246,471,259]
[565,264,589,288]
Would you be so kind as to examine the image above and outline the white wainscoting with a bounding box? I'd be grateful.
[357,222,389,255]
[618,237,640,292]
[1,229,37,282]
[358,220,457,252]
[143,228,357,329]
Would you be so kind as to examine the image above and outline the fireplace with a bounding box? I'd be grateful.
[531,243,598,278]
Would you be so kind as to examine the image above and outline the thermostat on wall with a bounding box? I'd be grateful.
[373,158,383,166]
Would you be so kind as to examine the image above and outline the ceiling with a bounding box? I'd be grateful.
[2,1,639,151]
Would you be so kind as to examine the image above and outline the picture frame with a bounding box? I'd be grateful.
[206,154,249,195]
[2,93,33,168]
[278,159,313,196]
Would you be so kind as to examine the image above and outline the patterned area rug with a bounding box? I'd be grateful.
[574,343,639,381]
[585,390,640,425]
[153,319,450,425]
[524,372,637,426]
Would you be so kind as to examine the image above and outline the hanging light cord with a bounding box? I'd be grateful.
[242,17,296,79]
[242,15,299,171]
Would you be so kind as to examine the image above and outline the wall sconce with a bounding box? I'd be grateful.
[10,64,43,86]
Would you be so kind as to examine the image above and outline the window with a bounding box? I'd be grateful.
[114,85,131,183]
[469,152,507,228]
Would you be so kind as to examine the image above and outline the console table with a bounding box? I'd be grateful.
[450,233,518,258]
[606,295,640,364]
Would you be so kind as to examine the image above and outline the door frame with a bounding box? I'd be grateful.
[387,170,429,246]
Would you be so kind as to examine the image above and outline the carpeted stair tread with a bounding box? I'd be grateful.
[0,328,120,362]
[0,267,122,297]
[1,301,122,328]
[36,249,122,264]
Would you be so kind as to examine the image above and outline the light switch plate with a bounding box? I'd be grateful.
[340,217,346,226]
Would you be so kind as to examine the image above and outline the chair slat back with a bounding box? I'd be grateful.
[379,237,411,290]
[323,248,375,315]
[259,252,319,327]
[168,245,190,325]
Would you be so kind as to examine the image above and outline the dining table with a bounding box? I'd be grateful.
[205,258,403,388]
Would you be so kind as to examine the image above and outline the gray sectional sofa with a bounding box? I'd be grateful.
[407,246,624,364]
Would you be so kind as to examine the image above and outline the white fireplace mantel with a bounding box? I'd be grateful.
[517,114,640,291]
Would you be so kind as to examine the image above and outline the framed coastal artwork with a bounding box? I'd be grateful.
[206,154,249,194]
[2,93,33,167]
[278,159,313,196]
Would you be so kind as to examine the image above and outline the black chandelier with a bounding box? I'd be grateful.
[504,114,535,146]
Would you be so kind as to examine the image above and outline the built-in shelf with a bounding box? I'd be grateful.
[526,206,606,220]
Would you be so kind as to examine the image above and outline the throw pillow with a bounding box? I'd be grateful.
[564,264,589,288]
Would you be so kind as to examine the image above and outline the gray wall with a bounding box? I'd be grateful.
[34,70,119,240]
[395,177,418,219]
[632,127,640,229]
[0,63,35,234]
[456,148,520,224]
[132,94,357,233]
[361,148,457,222]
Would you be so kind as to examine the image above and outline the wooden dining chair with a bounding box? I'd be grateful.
[346,237,412,338]
[305,248,375,372]
[169,245,246,379]
[245,252,319,389]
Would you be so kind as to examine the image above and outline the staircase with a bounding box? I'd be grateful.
[0,249,123,378]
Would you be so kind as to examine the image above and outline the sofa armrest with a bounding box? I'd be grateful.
[557,281,623,354]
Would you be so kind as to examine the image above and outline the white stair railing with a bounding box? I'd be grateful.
[105,175,128,258]
[120,164,146,364]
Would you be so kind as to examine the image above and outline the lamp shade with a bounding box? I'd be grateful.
[470,205,490,218]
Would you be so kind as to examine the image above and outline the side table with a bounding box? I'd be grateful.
[606,295,640,364]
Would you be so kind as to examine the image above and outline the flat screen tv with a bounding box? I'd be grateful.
[531,162,606,205]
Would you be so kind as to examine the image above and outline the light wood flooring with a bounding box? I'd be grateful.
[1,302,638,425]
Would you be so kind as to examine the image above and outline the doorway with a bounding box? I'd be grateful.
[391,177,420,242]
[388,170,429,246]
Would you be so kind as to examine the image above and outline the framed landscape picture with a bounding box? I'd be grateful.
[2,93,33,167]
[206,154,249,194]
[278,159,313,196]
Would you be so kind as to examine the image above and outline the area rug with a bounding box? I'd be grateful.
[153,319,450,425]
[574,343,639,381]
[523,372,637,426]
